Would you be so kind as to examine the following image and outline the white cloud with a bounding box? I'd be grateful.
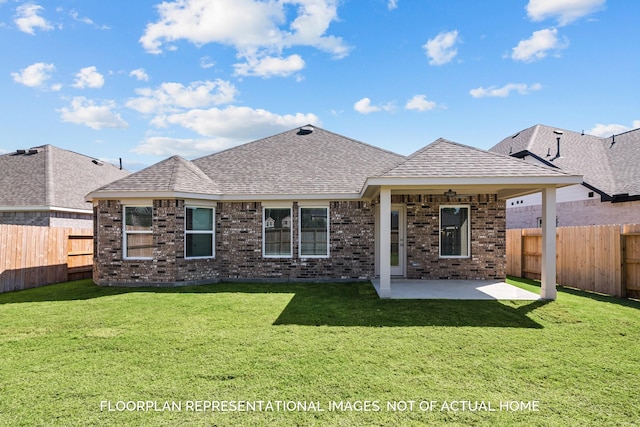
[72,66,105,89]
[353,97,394,114]
[423,30,459,66]
[59,97,128,130]
[526,0,605,26]
[11,62,55,88]
[587,121,640,137]
[129,68,150,81]
[234,54,305,78]
[126,80,237,114]
[132,136,239,157]
[139,0,349,77]
[354,98,378,114]
[511,28,568,62]
[69,10,93,25]
[388,0,399,10]
[14,3,53,34]
[200,56,215,69]
[469,83,542,98]
[405,95,437,111]
[150,105,320,140]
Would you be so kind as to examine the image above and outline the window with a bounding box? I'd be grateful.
[440,206,470,258]
[263,207,292,257]
[299,207,329,257]
[185,207,214,258]
[124,206,153,259]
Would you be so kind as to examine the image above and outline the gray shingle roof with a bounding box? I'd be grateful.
[192,126,405,195]
[92,155,222,195]
[0,145,130,211]
[90,126,581,200]
[490,124,640,197]
[382,138,575,178]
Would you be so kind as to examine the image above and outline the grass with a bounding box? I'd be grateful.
[0,277,638,426]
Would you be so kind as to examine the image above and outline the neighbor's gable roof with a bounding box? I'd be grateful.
[490,124,640,197]
[0,145,130,211]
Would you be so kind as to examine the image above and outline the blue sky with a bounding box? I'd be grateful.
[1,0,638,171]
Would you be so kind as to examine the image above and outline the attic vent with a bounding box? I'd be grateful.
[511,132,520,139]
[27,149,38,155]
[297,125,314,135]
[92,159,104,166]
[16,149,26,154]
[553,130,564,135]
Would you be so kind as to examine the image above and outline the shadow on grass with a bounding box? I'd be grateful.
[507,276,640,310]
[0,279,552,328]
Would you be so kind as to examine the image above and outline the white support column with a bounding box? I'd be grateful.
[541,186,557,300]
[379,187,392,298]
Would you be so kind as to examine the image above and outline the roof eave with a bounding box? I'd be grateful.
[87,190,365,202]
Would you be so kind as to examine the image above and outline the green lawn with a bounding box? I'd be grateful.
[0,277,638,426]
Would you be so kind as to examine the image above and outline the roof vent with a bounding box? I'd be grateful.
[92,159,104,166]
[553,129,564,135]
[16,149,26,154]
[297,125,314,135]
[27,149,38,155]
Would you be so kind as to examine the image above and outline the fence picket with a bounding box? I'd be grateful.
[507,224,638,298]
[0,225,93,293]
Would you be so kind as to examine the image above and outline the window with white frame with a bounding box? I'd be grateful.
[299,207,329,257]
[263,207,292,257]
[185,206,214,258]
[440,206,470,258]
[124,206,153,259]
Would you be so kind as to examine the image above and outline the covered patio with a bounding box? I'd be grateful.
[371,279,541,300]
[363,139,583,300]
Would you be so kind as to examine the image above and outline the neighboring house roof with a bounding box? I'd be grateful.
[89,125,581,202]
[0,145,130,212]
[490,124,640,200]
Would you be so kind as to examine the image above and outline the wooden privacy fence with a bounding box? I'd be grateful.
[507,224,640,298]
[0,224,93,293]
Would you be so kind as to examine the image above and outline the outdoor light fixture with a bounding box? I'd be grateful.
[444,189,456,197]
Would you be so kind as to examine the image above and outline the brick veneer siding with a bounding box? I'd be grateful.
[0,211,92,228]
[507,198,640,228]
[93,199,376,286]
[391,194,506,280]
[93,195,505,286]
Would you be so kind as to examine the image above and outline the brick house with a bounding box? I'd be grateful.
[0,145,130,228]
[490,124,640,228]
[88,126,581,299]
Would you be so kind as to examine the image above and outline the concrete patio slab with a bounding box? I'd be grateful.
[371,279,541,300]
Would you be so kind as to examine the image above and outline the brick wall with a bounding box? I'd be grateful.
[94,195,505,286]
[395,194,506,280]
[507,198,640,228]
[93,199,376,286]
[0,211,92,228]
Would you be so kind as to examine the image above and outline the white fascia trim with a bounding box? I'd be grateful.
[363,175,583,188]
[0,206,92,214]
[89,191,364,202]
